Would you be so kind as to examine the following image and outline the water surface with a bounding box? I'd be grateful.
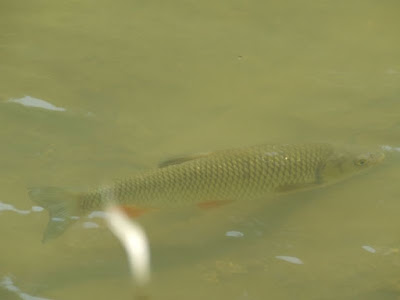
[1,0,400,299]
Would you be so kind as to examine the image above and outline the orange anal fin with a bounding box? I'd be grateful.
[119,205,156,218]
[197,200,233,210]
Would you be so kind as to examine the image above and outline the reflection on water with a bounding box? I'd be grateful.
[361,245,377,254]
[225,230,244,238]
[82,221,100,229]
[1,276,52,300]
[7,96,66,112]
[275,256,304,265]
[0,201,40,215]
[381,145,400,153]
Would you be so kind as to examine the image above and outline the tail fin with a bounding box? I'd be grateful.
[28,187,79,243]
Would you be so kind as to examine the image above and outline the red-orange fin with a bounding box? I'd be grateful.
[119,205,156,218]
[197,200,233,210]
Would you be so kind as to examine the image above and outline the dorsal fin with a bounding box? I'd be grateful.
[158,152,212,168]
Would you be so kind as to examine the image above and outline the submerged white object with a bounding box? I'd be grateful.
[275,256,304,265]
[106,207,150,286]
[361,245,376,253]
[1,276,52,300]
[7,96,66,111]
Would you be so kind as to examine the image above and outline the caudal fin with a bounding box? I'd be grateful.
[28,187,79,242]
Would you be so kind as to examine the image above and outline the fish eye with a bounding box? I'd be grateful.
[355,158,367,166]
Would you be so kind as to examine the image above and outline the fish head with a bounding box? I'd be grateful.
[320,147,385,183]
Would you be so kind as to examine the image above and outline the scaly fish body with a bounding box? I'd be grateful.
[29,143,384,241]
[81,143,334,210]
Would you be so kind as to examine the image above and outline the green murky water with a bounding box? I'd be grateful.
[1,0,400,299]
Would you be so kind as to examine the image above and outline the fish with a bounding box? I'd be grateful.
[29,143,384,242]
